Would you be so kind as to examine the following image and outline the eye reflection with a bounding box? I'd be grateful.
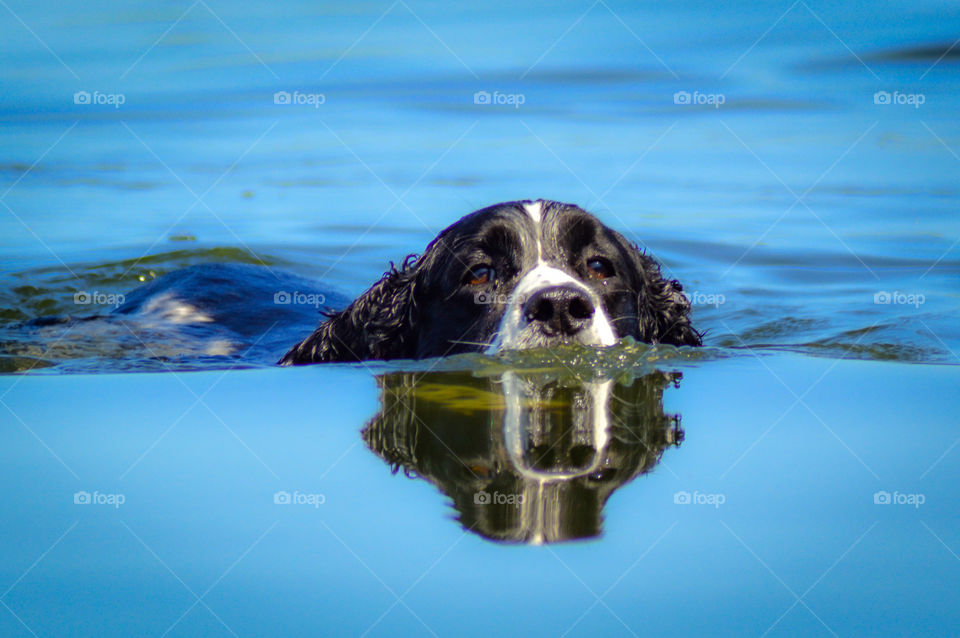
[363,368,684,544]
[586,257,615,279]
[466,265,495,285]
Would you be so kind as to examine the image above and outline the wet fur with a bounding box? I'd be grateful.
[280,202,701,364]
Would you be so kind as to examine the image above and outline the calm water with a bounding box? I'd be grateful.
[1,1,958,636]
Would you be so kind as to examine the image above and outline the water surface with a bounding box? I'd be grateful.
[1,1,958,636]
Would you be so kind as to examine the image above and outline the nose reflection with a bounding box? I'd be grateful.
[363,369,684,544]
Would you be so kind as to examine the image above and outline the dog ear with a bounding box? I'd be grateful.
[637,256,702,347]
[279,256,421,364]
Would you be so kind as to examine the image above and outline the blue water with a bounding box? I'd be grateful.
[1,1,959,636]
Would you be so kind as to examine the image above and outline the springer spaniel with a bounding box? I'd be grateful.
[280,199,700,364]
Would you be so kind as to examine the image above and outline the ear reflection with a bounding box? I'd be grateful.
[363,369,684,544]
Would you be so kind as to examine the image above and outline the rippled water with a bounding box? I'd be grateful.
[2,2,959,371]
[2,2,959,637]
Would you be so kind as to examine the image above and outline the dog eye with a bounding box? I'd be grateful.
[466,265,495,285]
[586,257,614,279]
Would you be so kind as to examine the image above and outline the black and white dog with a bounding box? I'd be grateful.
[280,199,700,364]
[3,199,700,371]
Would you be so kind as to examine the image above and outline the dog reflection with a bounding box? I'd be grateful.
[363,369,684,544]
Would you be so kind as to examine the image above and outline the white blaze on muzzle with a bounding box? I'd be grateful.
[486,263,618,353]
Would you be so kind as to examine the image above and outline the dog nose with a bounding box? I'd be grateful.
[522,286,595,336]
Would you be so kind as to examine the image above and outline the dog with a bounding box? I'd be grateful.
[0,200,699,371]
[280,199,701,364]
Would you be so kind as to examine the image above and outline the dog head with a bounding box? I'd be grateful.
[281,199,700,363]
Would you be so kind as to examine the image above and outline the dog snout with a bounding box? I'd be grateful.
[522,285,595,336]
